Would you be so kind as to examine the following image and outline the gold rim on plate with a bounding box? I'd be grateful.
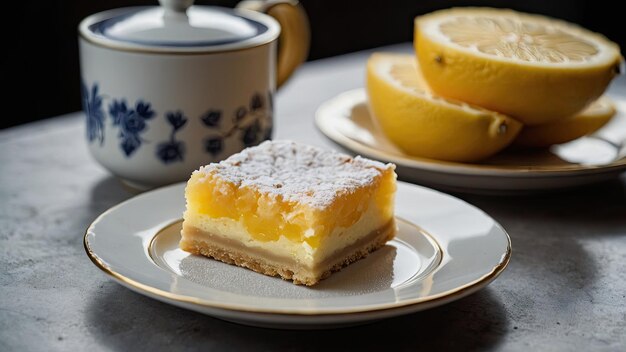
[83,186,511,316]
[314,89,626,177]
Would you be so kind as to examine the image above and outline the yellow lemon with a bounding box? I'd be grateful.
[513,95,616,148]
[367,53,522,162]
[415,7,622,125]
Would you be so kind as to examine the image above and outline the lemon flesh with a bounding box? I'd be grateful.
[415,7,622,125]
[513,95,616,148]
[366,53,522,162]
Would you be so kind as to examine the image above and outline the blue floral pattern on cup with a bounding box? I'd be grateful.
[201,109,222,128]
[81,81,105,145]
[85,90,273,163]
[156,111,187,163]
[108,99,156,157]
[200,92,273,156]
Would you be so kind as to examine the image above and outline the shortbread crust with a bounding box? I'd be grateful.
[180,219,395,286]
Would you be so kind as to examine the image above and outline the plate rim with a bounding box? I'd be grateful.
[314,88,626,178]
[84,182,511,316]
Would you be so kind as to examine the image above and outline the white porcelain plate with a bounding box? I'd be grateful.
[315,89,626,194]
[84,182,510,329]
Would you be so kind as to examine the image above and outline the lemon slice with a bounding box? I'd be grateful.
[415,7,622,125]
[367,53,522,162]
[513,95,616,148]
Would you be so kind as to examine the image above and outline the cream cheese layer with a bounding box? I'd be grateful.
[182,199,391,268]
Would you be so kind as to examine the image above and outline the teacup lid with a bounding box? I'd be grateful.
[79,0,280,53]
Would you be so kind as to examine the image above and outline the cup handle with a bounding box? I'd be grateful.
[237,0,310,88]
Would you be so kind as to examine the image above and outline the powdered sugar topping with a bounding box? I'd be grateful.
[197,140,395,208]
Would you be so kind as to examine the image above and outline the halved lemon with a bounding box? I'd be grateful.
[513,95,616,148]
[367,53,522,162]
[415,7,622,125]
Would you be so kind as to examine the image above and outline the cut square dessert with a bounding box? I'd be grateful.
[180,140,397,286]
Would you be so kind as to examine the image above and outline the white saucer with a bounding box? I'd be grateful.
[84,182,510,329]
[315,89,626,194]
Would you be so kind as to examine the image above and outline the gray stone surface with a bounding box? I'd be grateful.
[1,44,625,351]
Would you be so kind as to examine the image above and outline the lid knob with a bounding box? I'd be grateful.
[159,0,194,13]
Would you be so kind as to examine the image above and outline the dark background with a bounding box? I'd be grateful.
[4,0,624,129]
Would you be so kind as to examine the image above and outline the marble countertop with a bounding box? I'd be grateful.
[1,44,625,351]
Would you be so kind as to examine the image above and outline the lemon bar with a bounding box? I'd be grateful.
[180,140,397,286]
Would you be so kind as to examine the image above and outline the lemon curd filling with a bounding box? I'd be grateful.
[180,140,397,286]
[185,171,395,249]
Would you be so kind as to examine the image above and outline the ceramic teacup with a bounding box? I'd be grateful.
[79,0,309,189]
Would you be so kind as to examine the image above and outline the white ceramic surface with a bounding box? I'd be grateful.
[80,2,280,53]
[78,1,307,190]
[84,181,511,329]
[80,40,274,188]
[315,89,626,194]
